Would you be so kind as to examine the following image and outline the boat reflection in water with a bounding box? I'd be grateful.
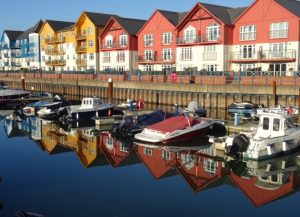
[3,113,300,208]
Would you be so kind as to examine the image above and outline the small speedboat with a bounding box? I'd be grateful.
[111,110,176,138]
[134,115,213,144]
[59,97,115,122]
[223,112,300,160]
[227,102,256,119]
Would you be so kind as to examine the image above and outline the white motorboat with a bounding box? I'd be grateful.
[59,97,115,122]
[252,105,299,119]
[224,112,300,160]
[134,115,212,144]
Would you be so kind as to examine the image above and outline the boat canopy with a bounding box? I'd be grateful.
[80,97,102,109]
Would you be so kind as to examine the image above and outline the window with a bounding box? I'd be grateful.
[181,47,192,61]
[203,159,217,175]
[103,52,110,63]
[206,23,220,41]
[105,35,113,48]
[273,118,280,131]
[162,32,172,45]
[184,26,196,43]
[269,43,287,58]
[144,34,153,47]
[117,51,125,62]
[143,147,152,155]
[88,27,93,35]
[161,150,171,160]
[117,66,125,72]
[263,117,269,130]
[89,53,94,60]
[119,33,127,47]
[162,49,172,61]
[241,64,255,71]
[203,45,217,61]
[144,50,153,61]
[88,40,93,47]
[270,22,288,39]
[241,45,255,59]
[240,25,256,41]
[203,64,218,71]
[82,30,86,36]
[145,65,154,71]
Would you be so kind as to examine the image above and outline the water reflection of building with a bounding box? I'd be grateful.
[100,132,140,168]
[3,114,27,138]
[75,129,109,168]
[30,116,42,140]
[229,155,300,207]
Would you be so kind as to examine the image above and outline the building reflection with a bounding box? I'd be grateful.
[4,113,300,207]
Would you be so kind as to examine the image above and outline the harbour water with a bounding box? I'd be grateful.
[0,113,300,217]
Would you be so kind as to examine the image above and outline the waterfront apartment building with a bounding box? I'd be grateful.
[17,20,44,70]
[229,0,300,74]
[73,12,116,72]
[0,30,23,71]
[39,20,75,71]
[175,3,245,72]
[99,16,146,72]
[137,10,188,72]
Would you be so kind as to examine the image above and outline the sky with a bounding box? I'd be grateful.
[0,0,253,34]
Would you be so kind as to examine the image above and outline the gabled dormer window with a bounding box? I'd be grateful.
[206,23,220,41]
[105,35,113,48]
[184,26,196,43]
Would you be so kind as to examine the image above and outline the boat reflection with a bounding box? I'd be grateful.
[3,114,300,207]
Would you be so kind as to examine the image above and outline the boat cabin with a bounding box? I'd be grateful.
[80,97,102,109]
[256,113,295,138]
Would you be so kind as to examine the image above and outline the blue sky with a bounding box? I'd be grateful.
[0,0,253,33]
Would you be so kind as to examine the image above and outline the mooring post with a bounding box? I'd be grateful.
[273,81,278,107]
[156,92,159,108]
[108,78,113,103]
[21,73,25,90]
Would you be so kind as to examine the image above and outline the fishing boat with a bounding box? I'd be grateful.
[223,112,300,160]
[110,110,175,138]
[251,105,299,120]
[134,115,213,144]
[23,95,65,116]
[0,89,30,106]
[59,97,115,122]
[227,102,259,119]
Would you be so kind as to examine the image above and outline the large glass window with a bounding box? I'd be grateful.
[162,49,172,61]
[206,23,220,41]
[240,25,256,41]
[184,26,196,43]
[144,34,153,47]
[119,33,127,47]
[144,50,153,61]
[242,45,255,59]
[162,32,172,45]
[181,47,192,61]
[270,22,288,39]
[105,35,113,48]
[263,117,270,130]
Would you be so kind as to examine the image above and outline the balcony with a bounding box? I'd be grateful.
[138,55,175,64]
[76,34,87,41]
[76,59,87,66]
[202,52,218,61]
[45,60,66,66]
[176,34,221,46]
[45,37,66,44]
[76,46,87,53]
[229,50,296,63]
[100,41,128,50]
[45,49,65,55]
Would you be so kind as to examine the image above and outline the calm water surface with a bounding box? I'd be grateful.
[0,113,300,217]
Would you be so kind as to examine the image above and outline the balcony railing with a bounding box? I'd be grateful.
[138,55,175,63]
[102,57,111,63]
[45,49,65,55]
[202,52,218,61]
[45,60,66,66]
[76,59,87,66]
[75,46,87,53]
[76,34,87,41]
[229,50,296,62]
[45,37,66,44]
[100,41,128,50]
[176,34,221,45]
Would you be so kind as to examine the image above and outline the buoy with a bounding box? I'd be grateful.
[108,109,112,116]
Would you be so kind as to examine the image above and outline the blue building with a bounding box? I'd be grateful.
[0,30,23,71]
[17,20,44,70]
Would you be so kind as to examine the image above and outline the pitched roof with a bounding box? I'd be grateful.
[84,11,117,26]
[275,0,300,17]
[227,7,248,23]
[4,30,23,40]
[114,17,146,35]
[200,3,235,24]
[59,24,75,32]
[46,20,75,32]
[18,20,44,40]
[158,10,189,26]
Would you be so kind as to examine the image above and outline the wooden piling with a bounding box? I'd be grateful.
[108,78,113,103]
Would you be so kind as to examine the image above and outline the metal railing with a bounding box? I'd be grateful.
[100,41,128,49]
[176,34,221,45]
[230,50,296,61]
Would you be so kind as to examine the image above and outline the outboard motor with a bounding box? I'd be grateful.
[225,134,250,158]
